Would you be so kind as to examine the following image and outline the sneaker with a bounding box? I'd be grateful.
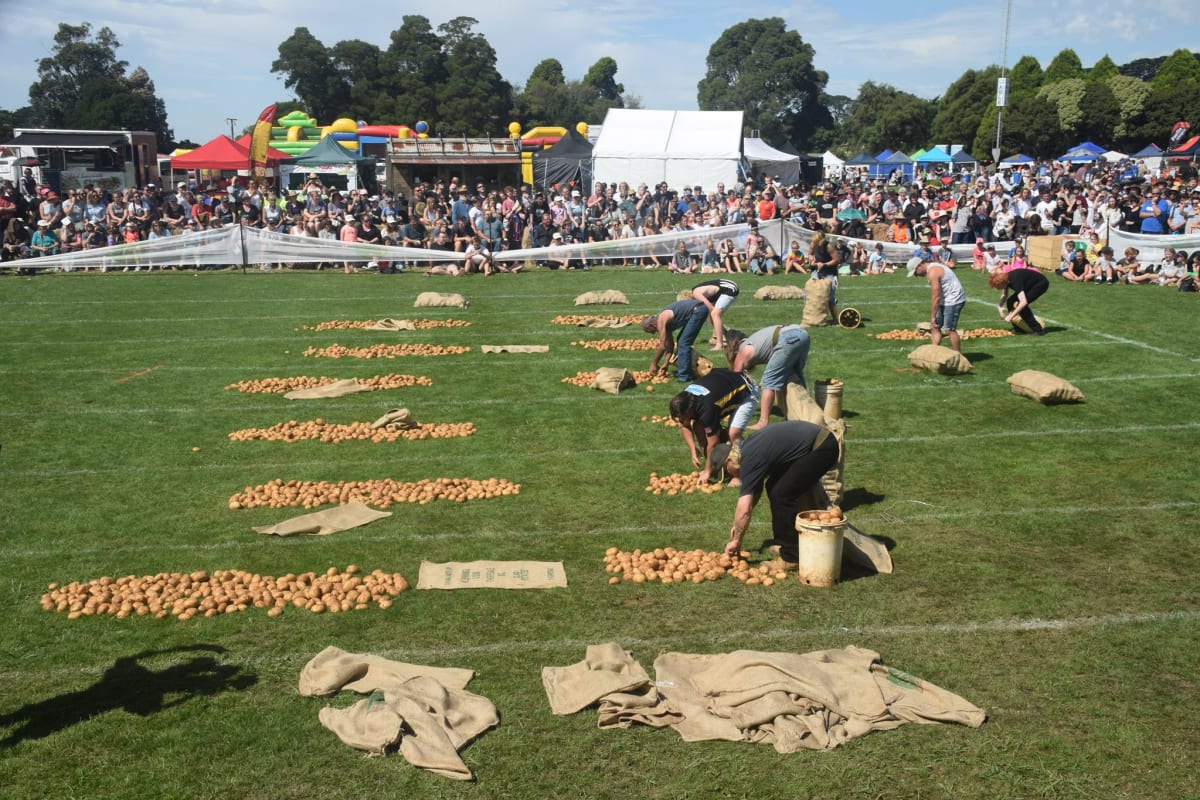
[1094,276,1103,284]
[1107,277,1115,284]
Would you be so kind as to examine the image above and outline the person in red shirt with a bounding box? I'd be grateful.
[756,189,778,222]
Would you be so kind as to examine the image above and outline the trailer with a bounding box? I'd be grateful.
[1,128,159,196]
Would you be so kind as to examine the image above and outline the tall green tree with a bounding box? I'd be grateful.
[1128,81,1200,144]
[1043,49,1084,84]
[382,16,447,126]
[1106,75,1151,148]
[1076,81,1119,145]
[272,28,350,122]
[583,57,624,102]
[1006,55,1045,103]
[1088,55,1119,83]
[1039,78,1087,138]
[330,39,390,122]
[835,81,934,155]
[930,66,1001,150]
[435,17,512,135]
[697,17,830,149]
[1152,49,1200,88]
[1003,94,1069,157]
[25,22,173,148]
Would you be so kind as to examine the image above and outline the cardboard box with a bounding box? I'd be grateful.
[1025,234,1066,270]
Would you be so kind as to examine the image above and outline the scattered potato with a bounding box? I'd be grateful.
[798,506,846,525]
[227,419,475,444]
[227,476,520,510]
[641,415,680,428]
[303,319,471,331]
[551,314,644,326]
[225,374,433,394]
[569,338,658,352]
[561,370,670,388]
[871,327,1013,341]
[303,343,471,359]
[646,471,726,495]
[39,566,410,620]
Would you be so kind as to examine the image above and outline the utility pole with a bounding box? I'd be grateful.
[993,0,1013,166]
[226,118,238,138]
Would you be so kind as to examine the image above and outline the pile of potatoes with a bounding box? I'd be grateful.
[603,547,789,587]
[228,419,476,444]
[228,477,520,510]
[561,370,670,388]
[641,414,680,428]
[646,471,727,495]
[872,327,1014,341]
[797,507,845,525]
[40,566,410,620]
[960,327,1014,339]
[551,314,644,326]
[225,374,434,394]
[303,343,471,359]
[570,338,658,352]
[302,319,471,331]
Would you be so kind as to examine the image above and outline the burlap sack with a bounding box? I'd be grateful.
[1011,315,1045,334]
[820,418,846,507]
[253,501,391,537]
[480,344,550,353]
[414,292,468,308]
[907,344,973,375]
[417,560,568,590]
[371,407,417,429]
[590,367,636,394]
[754,284,806,301]
[783,385,844,506]
[1006,370,1084,404]
[802,278,833,326]
[692,352,713,378]
[367,318,418,331]
[283,378,371,399]
[784,382,826,425]
[574,290,629,306]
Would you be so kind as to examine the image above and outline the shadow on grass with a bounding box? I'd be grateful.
[0,644,257,748]
[842,487,885,513]
[962,351,993,363]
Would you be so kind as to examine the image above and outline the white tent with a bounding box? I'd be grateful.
[743,137,800,186]
[591,109,744,190]
[821,150,845,179]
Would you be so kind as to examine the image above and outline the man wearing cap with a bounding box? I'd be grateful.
[669,368,759,484]
[910,254,967,352]
[724,324,811,430]
[643,298,710,383]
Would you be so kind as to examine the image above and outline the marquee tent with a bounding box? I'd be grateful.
[914,146,952,164]
[877,150,914,181]
[844,151,877,167]
[951,149,978,169]
[280,135,375,192]
[1167,135,1200,159]
[743,137,800,185]
[822,150,845,178]
[1000,153,1035,165]
[591,109,744,190]
[170,135,287,171]
[531,129,593,195]
[1057,149,1098,163]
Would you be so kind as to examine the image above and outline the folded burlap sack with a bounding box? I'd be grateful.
[784,382,827,425]
[590,367,636,394]
[1011,315,1045,334]
[414,292,469,308]
[371,407,418,430]
[574,290,629,306]
[480,344,550,353]
[1006,370,1084,404]
[907,344,973,375]
[299,646,475,697]
[283,378,371,400]
[783,384,844,506]
[367,318,418,331]
[754,284,806,301]
[253,501,391,537]
[576,317,632,328]
[802,278,832,326]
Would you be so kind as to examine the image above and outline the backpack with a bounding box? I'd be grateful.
[1179,276,1198,293]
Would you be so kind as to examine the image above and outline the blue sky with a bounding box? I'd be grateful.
[1,0,1197,147]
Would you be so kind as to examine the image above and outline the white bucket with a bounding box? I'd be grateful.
[795,516,845,587]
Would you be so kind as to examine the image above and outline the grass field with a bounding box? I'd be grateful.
[1,266,1197,799]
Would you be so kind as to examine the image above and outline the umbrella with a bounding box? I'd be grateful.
[836,208,867,221]
[12,156,42,167]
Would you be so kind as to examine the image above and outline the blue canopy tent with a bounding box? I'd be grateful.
[914,146,953,165]
[844,151,877,167]
[1000,153,1036,165]
[1057,149,1098,163]
[877,150,914,182]
[1131,143,1163,159]
[1068,140,1107,155]
[951,149,978,169]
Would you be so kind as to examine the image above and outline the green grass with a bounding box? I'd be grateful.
[1,267,1197,799]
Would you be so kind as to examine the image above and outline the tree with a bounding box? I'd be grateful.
[1076,81,1120,146]
[1039,78,1087,137]
[1002,94,1069,158]
[435,17,512,135]
[835,82,935,155]
[271,28,350,122]
[25,22,173,148]
[1006,56,1045,103]
[1127,82,1200,145]
[583,57,624,103]
[515,59,567,126]
[383,16,448,126]
[930,66,1001,150]
[330,39,391,123]
[1152,49,1200,88]
[1043,49,1084,85]
[1088,55,1119,83]
[1106,75,1152,149]
[697,18,830,149]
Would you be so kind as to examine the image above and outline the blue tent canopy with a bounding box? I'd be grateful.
[1131,143,1163,158]
[1069,140,1107,154]
[876,150,914,181]
[1057,149,1098,163]
[1000,153,1035,165]
[914,146,952,163]
[844,151,877,166]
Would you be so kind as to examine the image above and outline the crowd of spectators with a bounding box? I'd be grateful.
[3,155,1199,277]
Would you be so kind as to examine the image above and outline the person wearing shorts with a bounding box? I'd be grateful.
[691,278,740,351]
[910,259,966,352]
[668,368,759,484]
[725,324,811,430]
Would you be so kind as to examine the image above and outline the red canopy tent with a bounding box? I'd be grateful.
[233,134,292,164]
[169,134,287,170]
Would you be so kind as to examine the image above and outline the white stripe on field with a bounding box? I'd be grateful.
[1,608,1195,683]
[3,500,1195,561]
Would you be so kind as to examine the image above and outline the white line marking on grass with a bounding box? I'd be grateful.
[856,421,1200,444]
[860,500,1200,522]
[3,609,1196,682]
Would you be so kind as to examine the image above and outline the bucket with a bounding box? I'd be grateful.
[814,379,843,420]
[795,515,845,587]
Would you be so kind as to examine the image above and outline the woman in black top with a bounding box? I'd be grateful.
[989,267,1049,335]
